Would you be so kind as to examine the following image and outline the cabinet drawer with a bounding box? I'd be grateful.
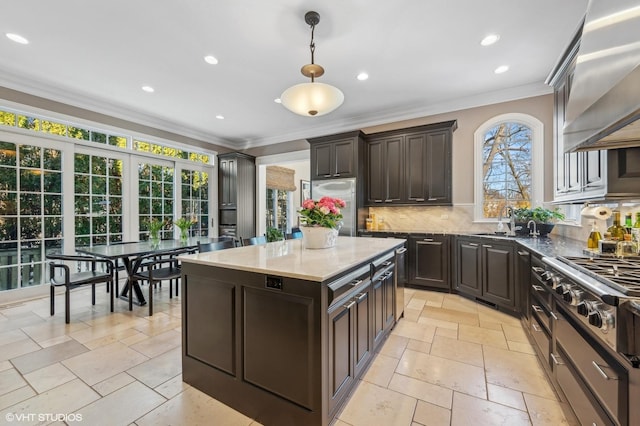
[554,344,614,426]
[530,314,550,368]
[556,308,627,424]
[530,292,552,332]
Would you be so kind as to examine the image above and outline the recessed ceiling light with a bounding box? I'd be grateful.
[274,98,282,104]
[494,65,509,74]
[141,85,155,93]
[216,115,224,120]
[356,72,369,81]
[6,33,29,44]
[480,34,500,46]
[204,55,218,65]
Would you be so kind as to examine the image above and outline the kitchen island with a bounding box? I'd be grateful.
[180,236,404,426]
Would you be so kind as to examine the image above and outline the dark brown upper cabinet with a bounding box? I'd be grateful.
[365,120,456,206]
[308,131,365,180]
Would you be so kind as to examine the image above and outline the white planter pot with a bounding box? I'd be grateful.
[300,226,338,249]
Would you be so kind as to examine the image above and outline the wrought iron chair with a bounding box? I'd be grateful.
[198,239,236,252]
[241,236,267,246]
[47,253,115,324]
[130,247,194,316]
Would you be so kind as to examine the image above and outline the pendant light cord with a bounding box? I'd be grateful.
[309,24,316,82]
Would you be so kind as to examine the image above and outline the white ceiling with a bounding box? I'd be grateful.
[0,0,588,150]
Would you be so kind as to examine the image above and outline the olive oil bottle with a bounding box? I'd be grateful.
[607,210,626,241]
[587,221,602,250]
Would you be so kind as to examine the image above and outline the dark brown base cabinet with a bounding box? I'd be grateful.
[182,251,397,426]
[454,236,518,313]
[408,234,450,290]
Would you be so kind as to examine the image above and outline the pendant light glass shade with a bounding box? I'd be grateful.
[280,82,344,117]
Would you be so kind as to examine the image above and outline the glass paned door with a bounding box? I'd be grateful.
[138,161,175,240]
[180,168,210,237]
[0,141,63,290]
[74,153,124,246]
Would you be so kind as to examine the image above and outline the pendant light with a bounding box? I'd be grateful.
[280,11,344,117]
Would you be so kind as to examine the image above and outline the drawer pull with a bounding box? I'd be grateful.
[395,247,407,254]
[484,245,493,248]
[532,266,545,273]
[382,261,392,267]
[333,173,341,177]
[468,243,478,247]
[343,300,356,310]
[531,305,543,313]
[350,279,363,287]
[532,285,545,292]
[428,197,437,201]
[356,293,367,301]
[592,361,618,381]
[384,199,393,203]
[374,199,383,203]
[550,312,559,321]
[423,238,434,242]
[531,324,541,332]
[551,353,564,365]
[323,174,332,178]
[415,198,425,202]
[518,251,529,256]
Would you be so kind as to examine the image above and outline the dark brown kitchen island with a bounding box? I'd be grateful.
[179,236,404,426]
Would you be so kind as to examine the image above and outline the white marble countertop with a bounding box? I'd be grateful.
[180,236,404,282]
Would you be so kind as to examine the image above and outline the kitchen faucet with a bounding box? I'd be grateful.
[498,205,516,236]
[527,220,539,238]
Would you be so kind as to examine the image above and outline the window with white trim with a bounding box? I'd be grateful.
[474,113,543,221]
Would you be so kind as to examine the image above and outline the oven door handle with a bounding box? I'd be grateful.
[592,361,619,381]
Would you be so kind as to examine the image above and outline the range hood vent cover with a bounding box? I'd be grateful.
[563,0,640,152]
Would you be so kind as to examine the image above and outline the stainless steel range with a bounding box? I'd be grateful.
[543,255,640,366]
[538,255,640,426]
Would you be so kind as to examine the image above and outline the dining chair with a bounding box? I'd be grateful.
[198,239,236,252]
[130,247,194,316]
[242,236,267,246]
[287,228,303,240]
[47,253,115,324]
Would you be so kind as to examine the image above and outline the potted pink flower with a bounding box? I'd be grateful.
[298,196,346,248]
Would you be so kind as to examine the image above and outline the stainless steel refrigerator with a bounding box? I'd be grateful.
[311,178,357,236]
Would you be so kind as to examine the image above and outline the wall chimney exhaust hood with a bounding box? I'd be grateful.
[563,0,640,152]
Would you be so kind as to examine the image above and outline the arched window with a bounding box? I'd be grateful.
[474,113,543,221]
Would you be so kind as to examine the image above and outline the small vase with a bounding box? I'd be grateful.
[300,226,338,249]
[180,228,189,243]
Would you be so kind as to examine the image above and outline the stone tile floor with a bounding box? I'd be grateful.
[0,284,578,425]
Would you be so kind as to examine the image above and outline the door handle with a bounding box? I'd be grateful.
[483,245,493,248]
[333,173,341,177]
[551,353,564,365]
[395,248,407,254]
[356,292,367,301]
[415,198,425,202]
[531,323,541,332]
[532,285,545,292]
[468,243,478,247]
[422,238,434,242]
[350,279,363,287]
[343,300,356,310]
[531,305,543,313]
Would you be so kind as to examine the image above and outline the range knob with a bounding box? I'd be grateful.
[555,282,566,295]
[600,310,615,333]
[562,286,574,302]
[588,311,603,328]
[576,301,589,316]
[569,289,584,306]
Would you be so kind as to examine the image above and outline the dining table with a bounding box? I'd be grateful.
[76,237,209,310]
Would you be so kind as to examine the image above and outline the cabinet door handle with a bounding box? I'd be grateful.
[532,285,545,292]
[484,245,493,248]
[333,173,341,177]
[350,279,363,287]
[323,174,332,178]
[550,312,559,321]
[374,199,383,203]
[382,261,392,267]
[532,324,541,332]
[468,243,478,247]
[592,361,618,380]
[428,197,437,201]
[532,266,545,273]
[356,292,367,301]
[551,353,564,365]
[343,300,356,309]
[384,199,393,203]
[531,305,543,313]
[422,238,434,242]
[518,251,529,256]
[396,248,407,254]
[415,198,425,202]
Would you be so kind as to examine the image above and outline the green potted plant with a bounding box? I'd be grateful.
[148,218,164,242]
[511,207,565,236]
[266,227,284,242]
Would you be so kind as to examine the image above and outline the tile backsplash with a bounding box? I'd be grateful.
[368,205,497,234]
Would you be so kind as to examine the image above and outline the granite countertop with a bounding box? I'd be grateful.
[180,236,404,282]
[359,229,588,258]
